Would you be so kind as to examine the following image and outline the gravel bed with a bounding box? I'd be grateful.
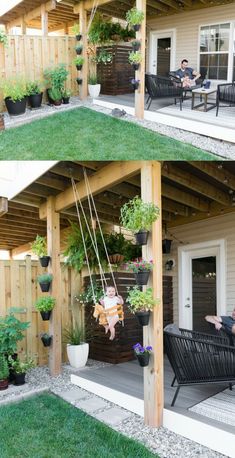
[0,363,228,458]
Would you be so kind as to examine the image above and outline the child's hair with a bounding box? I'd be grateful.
[105,284,116,292]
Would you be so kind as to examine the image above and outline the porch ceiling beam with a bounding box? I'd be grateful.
[157,0,179,10]
[147,0,168,12]
[11,242,32,258]
[6,0,57,28]
[39,161,142,219]
[162,163,231,206]
[0,217,46,229]
[8,202,40,213]
[97,7,125,18]
[74,0,114,13]
[162,197,189,217]
[0,197,8,217]
[0,226,44,237]
[179,0,192,6]
[23,183,58,198]
[35,174,68,191]
[162,183,209,212]
[168,205,235,228]
[189,162,235,191]
[11,194,44,208]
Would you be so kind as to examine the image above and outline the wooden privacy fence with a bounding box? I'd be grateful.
[0,35,78,111]
[0,257,81,366]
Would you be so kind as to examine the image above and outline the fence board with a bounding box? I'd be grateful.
[0,35,78,111]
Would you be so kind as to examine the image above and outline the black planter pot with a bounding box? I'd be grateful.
[40,310,51,321]
[132,43,141,52]
[135,230,149,245]
[132,63,140,71]
[76,78,83,85]
[135,311,150,326]
[135,270,150,286]
[136,353,150,367]
[133,24,141,32]
[76,34,82,41]
[5,97,27,116]
[76,64,83,71]
[131,82,139,90]
[62,97,70,104]
[41,335,52,347]
[162,239,172,254]
[14,372,26,386]
[76,48,83,55]
[39,282,51,293]
[46,89,62,106]
[39,256,50,268]
[28,92,43,109]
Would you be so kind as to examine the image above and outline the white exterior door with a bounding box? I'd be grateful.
[149,29,176,75]
[178,239,226,330]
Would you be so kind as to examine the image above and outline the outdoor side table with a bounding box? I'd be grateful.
[191,88,217,112]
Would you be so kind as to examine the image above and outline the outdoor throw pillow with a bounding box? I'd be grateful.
[164,323,181,335]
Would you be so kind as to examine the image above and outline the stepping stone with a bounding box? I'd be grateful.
[95,406,131,426]
[76,397,108,413]
[59,388,86,403]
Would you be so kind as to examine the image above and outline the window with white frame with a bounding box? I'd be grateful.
[233,26,235,81]
[200,23,230,80]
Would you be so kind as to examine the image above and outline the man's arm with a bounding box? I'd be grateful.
[205,315,222,330]
[192,70,201,81]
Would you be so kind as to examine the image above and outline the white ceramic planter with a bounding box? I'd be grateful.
[88,84,101,98]
[67,343,89,369]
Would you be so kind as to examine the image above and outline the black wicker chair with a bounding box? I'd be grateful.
[145,74,183,111]
[216,82,235,116]
[164,328,235,406]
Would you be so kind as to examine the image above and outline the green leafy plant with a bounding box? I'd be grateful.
[76,282,104,305]
[62,89,71,98]
[105,232,128,256]
[0,30,8,46]
[0,78,27,102]
[0,355,9,380]
[72,24,80,35]
[34,296,55,312]
[0,310,30,355]
[31,235,47,257]
[44,64,69,94]
[26,81,42,96]
[120,26,135,41]
[63,322,85,345]
[48,87,62,102]
[128,51,142,65]
[126,286,157,313]
[120,196,160,233]
[95,48,113,65]
[88,74,99,85]
[8,355,35,374]
[74,56,85,66]
[125,259,153,273]
[126,7,144,26]
[37,273,53,284]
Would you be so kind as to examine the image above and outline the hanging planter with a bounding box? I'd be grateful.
[162,239,172,254]
[35,296,55,319]
[133,343,152,367]
[39,256,50,268]
[125,260,153,286]
[72,24,82,41]
[76,34,82,41]
[136,352,150,367]
[40,310,51,321]
[36,273,53,293]
[131,40,141,52]
[109,254,124,264]
[41,333,52,347]
[74,57,85,71]
[131,78,140,90]
[128,52,142,71]
[76,78,83,85]
[75,45,83,55]
[135,270,150,285]
[135,230,149,245]
[126,8,144,33]
[135,310,150,326]
[126,286,157,327]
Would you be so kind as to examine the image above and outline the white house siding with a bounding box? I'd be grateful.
[146,2,235,78]
[166,212,235,323]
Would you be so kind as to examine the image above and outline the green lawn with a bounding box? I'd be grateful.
[0,107,217,160]
[0,393,157,458]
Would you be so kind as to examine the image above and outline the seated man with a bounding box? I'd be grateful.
[175,59,201,87]
[205,308,235,336]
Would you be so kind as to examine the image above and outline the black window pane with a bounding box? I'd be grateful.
[208,67,217,79]
[218,67,228,79]
[218,54,228,66]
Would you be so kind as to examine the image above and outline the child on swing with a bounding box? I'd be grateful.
[99,285,124,340]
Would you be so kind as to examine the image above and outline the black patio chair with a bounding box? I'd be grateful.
[145,74,183,111]
[216,82,235,116]
[164,328,235,406]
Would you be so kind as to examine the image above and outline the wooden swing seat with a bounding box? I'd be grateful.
[93,303,124,326]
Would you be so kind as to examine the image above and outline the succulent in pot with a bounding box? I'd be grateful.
[1,78,28,116]
[26,81,43,109]
[40,333,52,347]
[36,273,53,293]
[74,56,85,71]
[75,44,83,55]
[0,355,9,390]
[128,51,142,70]
[131,78,140,90]
[35,296,56,320]
[126,286,157,326]
[120,196,160,245]
[63,322,89,369]
[31,235,50,267]
[125,259,153,285]
[133,343,152,367]
[8,355,35,385]
[126,7,145,32]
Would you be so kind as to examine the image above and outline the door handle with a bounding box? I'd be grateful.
[185,304,191,308]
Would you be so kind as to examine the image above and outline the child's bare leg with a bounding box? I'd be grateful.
[109,317,119,340]
[104,324,109,334]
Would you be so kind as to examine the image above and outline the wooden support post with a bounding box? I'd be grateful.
[79,2,88,99]
[46,196,62,376]
[141,161,163,427]
[41,4,48,36]
[20,17,27,35]
[135,0,146,119]
[0,197,8,217]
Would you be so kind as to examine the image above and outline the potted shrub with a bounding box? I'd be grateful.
[131,78,140,90]
[133,343,152,367]
[88,74,101,98]
[35,296,55,320]
[75,44,83,55]
[74,56,85,71]
[126,286,156,326]
[126,7,145,32]
[31,235,50,267]
[128,51,142,71]
[125,259,153,285]
[120,196,160,245]
[8,355,35,386]
[1,78,28,116]
[72,23,82,41]
[62,89,71,104]
[76,77,83,85]
[26,81,43,109]
[44,64,69,106]
[0,355,9,391]
[37,273,53,293]
[40,333,52,347]
[131,40,141,51]
[63,322,89,369]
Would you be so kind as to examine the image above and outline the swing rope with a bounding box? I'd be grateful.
[87,0,99,34]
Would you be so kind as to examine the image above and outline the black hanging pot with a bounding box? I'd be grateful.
[76,78,83,85]
[162,239,172,254]
[14,372,26,386]
[131,82,139,90]
[76,64,83,71]
[135,230,149,245]
[40,310,51,321]
[132,43,141,52]
[41,335,52,347]
[39,256,50,268]
[76,34,82,41]
[135,270,150,286]
[5,97,27,116]
[135,311,150,326]
[28,92,43,109]
[136,353,150,367]
[76,48,83,55]
[132,63,140,71]
[133,24,141,32]
[39,282,51,293]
